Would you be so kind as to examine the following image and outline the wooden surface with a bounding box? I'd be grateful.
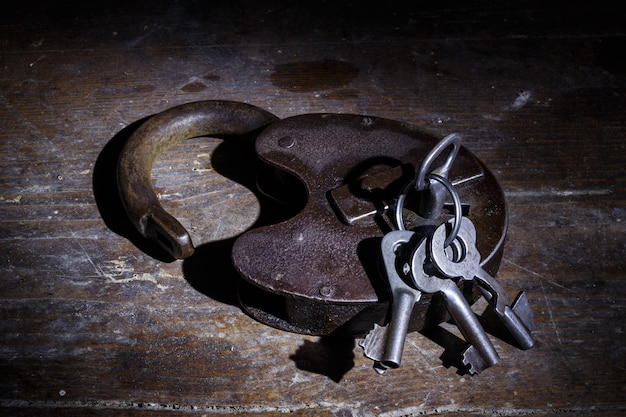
[1,1,625,416]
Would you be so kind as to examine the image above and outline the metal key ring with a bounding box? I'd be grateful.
[117,100,279,259]
[394,173,462,248]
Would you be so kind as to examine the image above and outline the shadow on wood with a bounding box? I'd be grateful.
[290,335,356,383]
[92,116,177,262]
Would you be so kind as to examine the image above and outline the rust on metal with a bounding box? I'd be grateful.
[232,113,506,336]
[117,100,278,259]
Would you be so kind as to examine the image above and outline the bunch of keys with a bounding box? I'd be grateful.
[360,135,535,375]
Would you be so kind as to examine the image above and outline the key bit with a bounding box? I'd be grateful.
[359,323,391,375]
[462,345,493,375]
[429,217,536,350]
[510,291,536,333]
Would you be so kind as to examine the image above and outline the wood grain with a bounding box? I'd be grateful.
[1,1,625,416]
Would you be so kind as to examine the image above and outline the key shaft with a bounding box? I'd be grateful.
[438,279,500,371]
[383,289,419,368]
[379,231,423,370]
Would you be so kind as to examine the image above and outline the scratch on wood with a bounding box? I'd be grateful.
[482,90,533,120]
[289,371,312,387]
[508,90,532,111]
[0,194,22,203]
[503,259,574,293]
[78,241,107,279]
[539,279,562,345]
[78,243,177,290]
[505,188,613,198]
[502,258,543,279]
[126,27,157,49]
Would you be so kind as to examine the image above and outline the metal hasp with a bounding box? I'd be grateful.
[117,101,279,259]
[232,113,508,336]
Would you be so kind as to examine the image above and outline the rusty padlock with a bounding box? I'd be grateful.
[116,100,507,337]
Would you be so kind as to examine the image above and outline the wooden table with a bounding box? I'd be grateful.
[1,2,624,416]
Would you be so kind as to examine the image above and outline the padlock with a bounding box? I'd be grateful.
[116,101,507,337]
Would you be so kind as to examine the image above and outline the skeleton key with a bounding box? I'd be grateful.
[360,230,423,374]
[410,222,500,374]
[429,217,535,350]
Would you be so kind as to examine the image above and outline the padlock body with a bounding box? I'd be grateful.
[233,114,507,336]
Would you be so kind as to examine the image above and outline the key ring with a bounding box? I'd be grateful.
[394,173,462,247]
[394,133,462,246]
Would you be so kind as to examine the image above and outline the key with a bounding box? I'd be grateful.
[429,217,535,350]
[410,223,500,374]
[360,230,423,374]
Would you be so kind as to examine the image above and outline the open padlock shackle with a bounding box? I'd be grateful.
[117,100,279,259]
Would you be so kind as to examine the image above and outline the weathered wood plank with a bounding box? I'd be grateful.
[1,1,625,416]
